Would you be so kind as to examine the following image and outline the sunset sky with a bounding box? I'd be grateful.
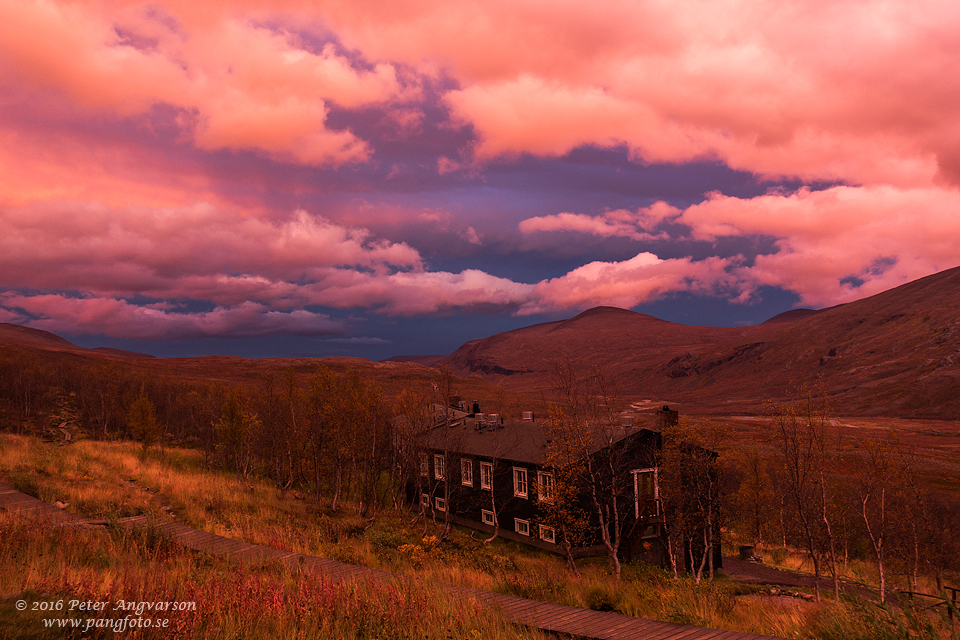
[2,0,959,359]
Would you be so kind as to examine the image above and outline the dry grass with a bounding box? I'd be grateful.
[0,512,545,639]
[2,434,958,640]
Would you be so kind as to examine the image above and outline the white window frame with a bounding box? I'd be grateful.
[434,496,446,512]
[514,518,530,536]
[537,470,554,502]
[480,461,493,490]
[420,493,430,508]
[632,468,659,519]
[539,525,556,543]
[434,454,445,480]
[513,467,528,499]
[419,453,428,477]
[461,458,473,486]
[481,509,496,526]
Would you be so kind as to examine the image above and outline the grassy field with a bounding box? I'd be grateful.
[1,434,957,639]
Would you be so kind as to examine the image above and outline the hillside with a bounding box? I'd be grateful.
[0,324,531,410]
[439,267,960,418]
[0,323,80,351]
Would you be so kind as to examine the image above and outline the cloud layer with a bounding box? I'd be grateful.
[1,0,959,346]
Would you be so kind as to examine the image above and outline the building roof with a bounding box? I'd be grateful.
[421,415,659,466]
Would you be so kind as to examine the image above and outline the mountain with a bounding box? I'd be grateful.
[0,325,154,359]
[0,323,80,351]
[439,267,960,419]
[0,324,528,409]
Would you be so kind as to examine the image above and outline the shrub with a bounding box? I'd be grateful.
[585,585,623,613]
[770,548,788,565]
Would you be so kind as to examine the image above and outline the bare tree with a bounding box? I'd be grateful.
[392,386,432,512]
[771,379,842,601]
[856,432,904,603]
[550,356,635,580]
[215,388,260,479]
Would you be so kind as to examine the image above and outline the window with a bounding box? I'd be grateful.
[537,471,554,502]
[419,454,428,477]
[539,525,556,543]
[633,468,659,519]
[420,493,429,507]
[481,509,496,526]
[434,454,445,480]
[640,524,660,539]
[480,461,493,490]
[513,467,528,498]
[514,518,530,536]
[434,496,446,512]
[461,459,473,486]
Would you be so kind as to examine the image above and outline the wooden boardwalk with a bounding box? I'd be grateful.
[0,480,787,640]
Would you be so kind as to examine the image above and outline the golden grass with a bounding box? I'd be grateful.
[2,434,958,640]
[0,512,547,640]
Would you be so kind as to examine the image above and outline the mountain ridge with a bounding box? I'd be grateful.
[3,266,959,418]
[438,266,960,418]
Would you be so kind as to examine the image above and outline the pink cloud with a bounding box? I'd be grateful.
[7,186,957,338]
[0,1,412,166]
[0,104,225,211]
[0,307,26,323]
[519,253,737,315]
[678,185,960,306]
[0,202,424,303]
[1,294,343,340]
[0,200,538,331]
[0,197,745,335]
[429,0,960,187]
[519,203,681,240]
[6,0,958,185]
[519,184,960,311]
[303,268,535,315]
[3,0,959,340]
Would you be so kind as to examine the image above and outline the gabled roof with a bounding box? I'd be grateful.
[421,416,659,466]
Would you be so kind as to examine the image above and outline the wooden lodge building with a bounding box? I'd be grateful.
[411,402,720,570]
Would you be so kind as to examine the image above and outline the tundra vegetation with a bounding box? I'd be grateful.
[0,349,959,638]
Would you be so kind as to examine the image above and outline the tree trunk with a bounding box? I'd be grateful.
[562,535,581,580]
[330,464,342,511]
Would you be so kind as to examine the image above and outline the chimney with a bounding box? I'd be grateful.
[472,401,480,415]
[655,405,679,430]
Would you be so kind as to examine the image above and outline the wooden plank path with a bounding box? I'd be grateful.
[0,481,788,640]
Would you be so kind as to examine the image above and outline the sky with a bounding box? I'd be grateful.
[1,0,959,360]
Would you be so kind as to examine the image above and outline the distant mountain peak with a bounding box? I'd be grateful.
[0,323,78,350]
[568,306,639,320]
[761,308,824,325]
